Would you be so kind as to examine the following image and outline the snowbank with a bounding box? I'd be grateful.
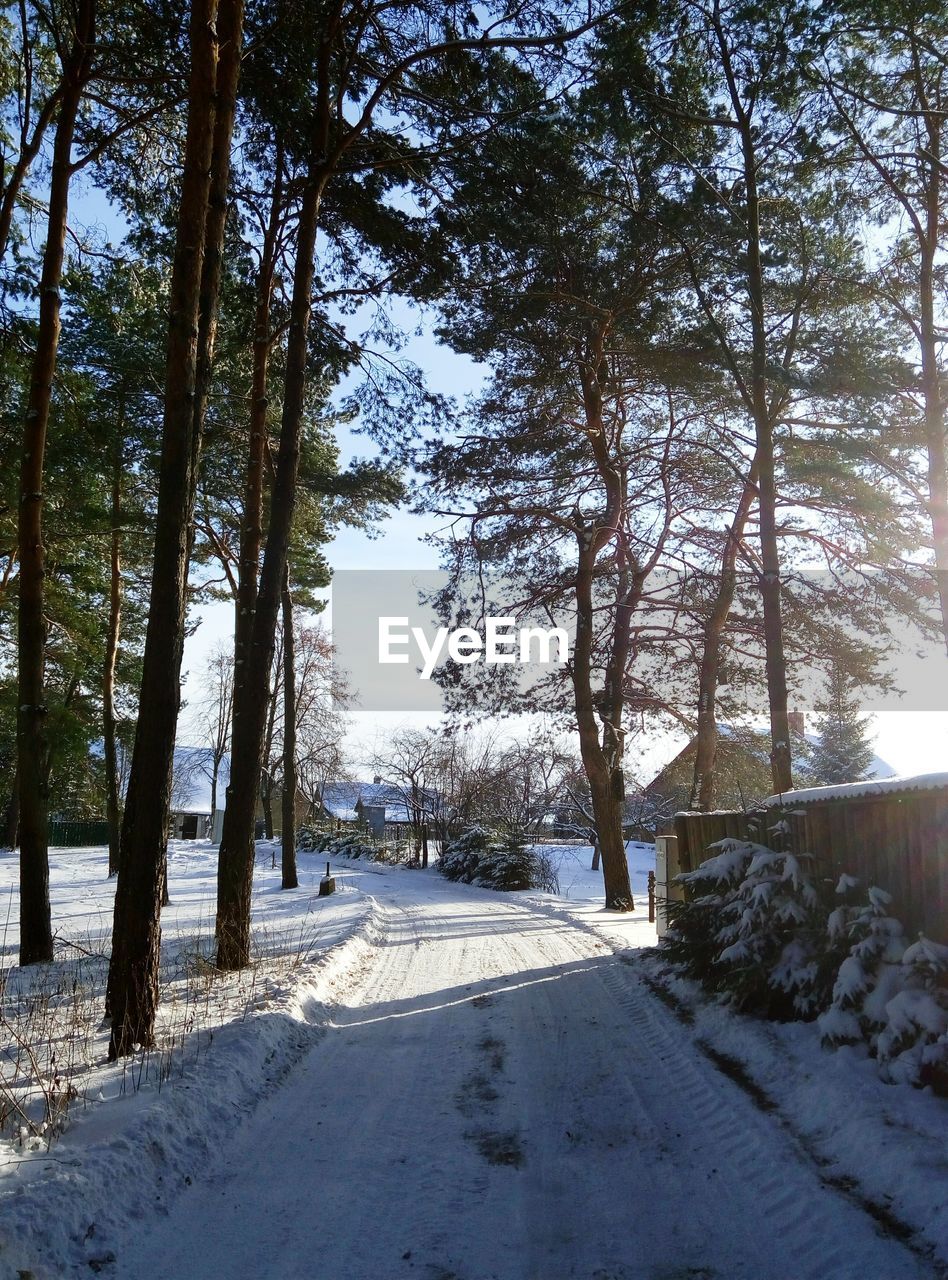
[639,953,948,1266]
[0,841,377,1280]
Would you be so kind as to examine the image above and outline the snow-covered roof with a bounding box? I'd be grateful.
[764,772,948,807]
[317,780,426,824]
[319,781,362,821]
[355,782,420,824]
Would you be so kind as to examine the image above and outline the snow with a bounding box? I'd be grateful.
[764,770,948,806]
[527,839,656,904]
[317,780,362,821]
[0,838,943,1279]
[640,951,948,1266]
[0,840,375,1278]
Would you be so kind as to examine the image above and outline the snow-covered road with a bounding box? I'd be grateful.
[115,870,936,1280]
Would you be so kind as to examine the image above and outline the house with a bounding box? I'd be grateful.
[316,778,433,839]
[643,712,895,815]
[169,746,227,840]
[174,748,309,842]
[318,781,363,827]
[354,781,423,838]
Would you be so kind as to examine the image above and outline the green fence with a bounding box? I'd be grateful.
[49,819,110,847]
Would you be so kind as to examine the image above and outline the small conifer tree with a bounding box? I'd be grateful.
[807,668,876,786]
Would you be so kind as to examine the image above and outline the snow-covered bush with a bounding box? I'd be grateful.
[664,836,838,1019]
[662,839,756,993]
[714,843,832,1018]
[819,883,948,1090]
[301,829,420,866]
[439,826,490,883]
[664,835,948,1090]
[439,828,559,894]
[298,829,379,859]
[818,883,907,1048]
[874,935,948,1090]
[296,825,327,852]
[475,842,536,891]
[326,831,376,859]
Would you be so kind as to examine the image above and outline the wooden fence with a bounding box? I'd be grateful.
[670,784,948,943]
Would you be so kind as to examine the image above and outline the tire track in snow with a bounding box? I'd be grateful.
[366,888,936,1280]
[596,956,934,1280]
[431,890,932,1280]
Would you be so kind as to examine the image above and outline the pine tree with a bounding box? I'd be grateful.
[17,0,96,964]
[807,668,875,786]
[106,0,244,1057]
[814,7,948,654]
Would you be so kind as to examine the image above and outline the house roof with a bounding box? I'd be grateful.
[319,781,362,822]
[646,723,895,793]
[644,725,767,794]
[356,782,421,824]
[319,780,432,824]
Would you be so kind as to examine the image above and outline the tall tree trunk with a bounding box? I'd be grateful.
[235,138,284,680]
[917,100,948,655]
[281,566,298,889]
[573,546,634,910]
[189,0,244,511]
[216,117,331,967]
[746,204,792,791]
[568,331,636,909]
[714,15,793,793]
[106,0,240,1058]
[690,462,758,811]
[104,426,123,876]
[17,0,95,965]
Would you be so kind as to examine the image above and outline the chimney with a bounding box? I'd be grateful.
[788,710,805,736]
[373,774,382,785]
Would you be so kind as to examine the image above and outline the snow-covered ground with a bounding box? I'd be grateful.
[533,839,657,904]
[0,840,944,1279]
[0,840,376,1278]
